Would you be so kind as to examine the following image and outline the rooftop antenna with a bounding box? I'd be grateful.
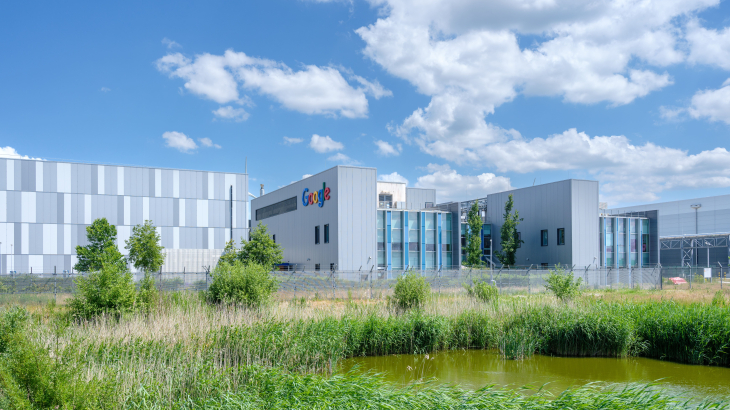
[533,178,536,186]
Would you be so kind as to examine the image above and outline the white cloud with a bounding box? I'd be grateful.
[302,174,313,179]
[156,49,389,118]
[100,87,111,92]
[688,79,730,124]
[198,137,221,149]
[162,37,181,49]
[283,136,304,145]
[0,146,43,160]
[163,131,198,153]
[686,19,730,70]
[374,140,402,156]
[378,172,408,184]
[327,152,360,165]
[309,134,344,153]
[659,106,686,121]
[353,0,730,164]
[212,106,249,122]
[414,164,512,203]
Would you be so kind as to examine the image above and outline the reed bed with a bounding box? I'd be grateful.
[3,291,730,408]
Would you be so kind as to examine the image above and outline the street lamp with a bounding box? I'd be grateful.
[690,204,702,234]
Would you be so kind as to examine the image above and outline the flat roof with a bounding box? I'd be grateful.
[0,156,247,175]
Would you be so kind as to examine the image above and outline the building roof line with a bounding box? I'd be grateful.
[0,156,248,175]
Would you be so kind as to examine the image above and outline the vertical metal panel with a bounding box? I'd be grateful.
[208,173,215,199]
[36,162,43,192]
[197,199,208,227]
[13,161,20,193]
[202,227,208,250]
[57,163,71,193]
[200,172,207,200]
[43,224,57,254]
[225,174,236,200]
[179,198,186,227]
[215,173,224,200]
[21,192,36,223]
[84,195,91,224]
[5,160,13,190]
[124,196,131,225]
[0,191,5,222]
[173,170,179,198]
[187,199,197,228]
[44,162,56,192]
[161,169,172,197]
[0,159,6,191]
[97,165,105,194]
[173,227,180,249]
[90,165,98,195]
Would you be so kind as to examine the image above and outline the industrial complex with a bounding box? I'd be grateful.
[1,159,728,273]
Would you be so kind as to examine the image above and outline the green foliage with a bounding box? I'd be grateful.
[207,261,279,307]
[498,326,539,360]
[465,201,483,267]
[74,217,126,272]
[464,280,498,302]
[137,272,158,313]
[239,224,283,270]
[496,194,523,266]
[218,239,240,266]
[125,220,166,274]
[712,290,727,307]
[0,306,28,355]
[392,271,431,310]
[68,255,137,319]
[544,265,583,301]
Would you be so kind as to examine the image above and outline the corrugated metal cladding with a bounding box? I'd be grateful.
[406,188,436,210]
[250,165,378,271]
[0,158,248,273]
[486,179,599,268]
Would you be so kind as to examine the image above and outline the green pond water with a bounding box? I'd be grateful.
[340,350,730,398]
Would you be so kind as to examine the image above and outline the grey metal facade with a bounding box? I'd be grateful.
[480,179,599,268]
[0,158,248,273]
[406,188,436,209]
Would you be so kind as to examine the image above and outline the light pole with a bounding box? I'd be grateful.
[691,204,701,266]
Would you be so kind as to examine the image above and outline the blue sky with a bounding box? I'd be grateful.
[1,0,730,207]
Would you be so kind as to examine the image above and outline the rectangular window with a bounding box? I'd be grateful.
[315,225,320,244]
[273,234,276,244]
[516,232,521,248]
[315,263,320,271]
[330,263,335,271]
[541,230,548,246]
[379,194,393,208]
[255,196,297,221]
[557,228,565,245]
[541,263,549,268]
[324,224,329,244]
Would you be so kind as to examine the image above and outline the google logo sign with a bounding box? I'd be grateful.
[303,182,331,208]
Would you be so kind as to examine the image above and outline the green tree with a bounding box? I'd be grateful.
[465,201,483,267]
[392,270,431,310]
[544,265,582,301]
[68,253,137,318]
[218,239,240,266]
[239,224,283,270]
[74,218,126,273]
[125,220,165,274]
[496,194,523,266]
[207,261,279,307]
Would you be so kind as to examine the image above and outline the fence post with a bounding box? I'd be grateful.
[526,265,532,294]
[370,266,373,299]
[689,265,692,290]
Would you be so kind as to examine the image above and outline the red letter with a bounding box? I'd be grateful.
[324,187,330,200]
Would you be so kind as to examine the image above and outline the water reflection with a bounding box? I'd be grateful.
[340,350,730,397]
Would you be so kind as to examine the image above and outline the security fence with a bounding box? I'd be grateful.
[2,265,729,299]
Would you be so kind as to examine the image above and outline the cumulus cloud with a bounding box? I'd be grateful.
[283,136,304,145]
[378,172,409,184]
[374,140,402,156]
[414,164,512,203]
[198,137,221,149]
[162,38,182,49]
[163,131,198,153]
[310,134,344,153]
[327,152,360,165]
[100,87,111,92]
[212,106,249,122]
[686,19,730,70]
[688,79,730,124]
[0,146,43,160]
[156,49,389,118]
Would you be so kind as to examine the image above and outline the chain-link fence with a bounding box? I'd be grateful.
[1,265,729,299]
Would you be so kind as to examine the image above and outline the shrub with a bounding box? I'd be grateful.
[712,290,726,307]
[392,271,430,310]
[0,307,28,355]
[136,272,158,313]
[68,257,137,319]
[207,261,279,307]
[464,280,498,302]
[544,266,582,301]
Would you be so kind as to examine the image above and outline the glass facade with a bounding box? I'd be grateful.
[378,209,455,270]
[600,216,650,268]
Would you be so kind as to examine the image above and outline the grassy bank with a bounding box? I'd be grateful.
[2,291,730,408]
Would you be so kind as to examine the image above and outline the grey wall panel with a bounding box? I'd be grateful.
[200,172,207,200]
[186,199,197,227]
[13,161,21,192]
[215,173,224,200]
[117,196,124,225]
[29,224,42,255]
[173,198,179,227]
[45,162,56,192]
[161,227,173,249]
[0,159,5,191]
[14,223,21,254]
[149,169,156,197]
[57,223,64,255]
[91,165,98,195]
[202,228,208,249]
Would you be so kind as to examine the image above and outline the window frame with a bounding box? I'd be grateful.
[557,228,565,246]
[315,225,320,244]
[516,232,521,248]
[540,229,548,246]
[324,224,330,244]
[273,234,276,244]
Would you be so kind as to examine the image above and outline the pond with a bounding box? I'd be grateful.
[340,350,730,398]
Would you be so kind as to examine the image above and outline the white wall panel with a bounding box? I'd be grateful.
[197,200,208,227]
[43,224,57,254]
[208,173,215,199]
[225,174,236,200]
[64,225,71,254]
[98,165,105,194]
[21,223,29,254]
[29,255,43,273]
[84,195,91,224]
[0,223,13,256]
[232,201,237,229]
[155,169,162,197]
[36,162,43,191]
[208,227,215,249]
[64,194,71,223]
[173,227,179,249]
[117,225,130,254]
[21,192,36,223]
[143,197,149,221]
[179,199,186,226]
[6,160,14,190]
[57,163,71,193]
[173,170,180,198]
[117,167,125,195]
[124,196,131,225]
[0,191,5,222]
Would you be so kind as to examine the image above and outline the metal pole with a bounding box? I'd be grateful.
[370,266,373,299]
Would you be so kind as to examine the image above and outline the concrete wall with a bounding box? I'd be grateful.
[406,188,436,210]
[0,158,247,273]
[376,182,406,206]
[486,180,599,267]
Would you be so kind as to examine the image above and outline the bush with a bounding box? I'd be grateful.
[464,280,498,302]
[68,258,137,319]
[712,290,726,307]
[392,271,430,310]
[207,261,279,307]
[544,266,582,301]
[137,272,158,313]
